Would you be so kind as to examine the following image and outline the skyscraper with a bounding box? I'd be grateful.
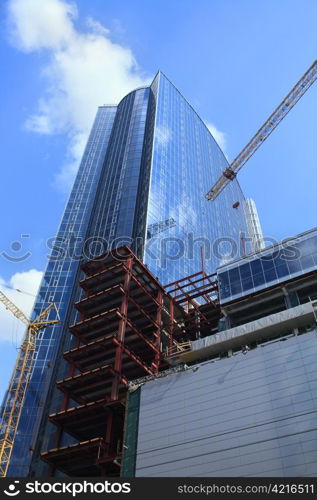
[243,198,265,253]
[4,72,249,476]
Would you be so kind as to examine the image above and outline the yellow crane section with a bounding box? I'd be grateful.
[205,60,317,201]
[0,290,59,477]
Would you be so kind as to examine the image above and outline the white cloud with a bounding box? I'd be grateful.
[7,0,150,191]
[218,253,233,266]
[155,125,172,147]
[0,269,43,343]
[206,122,228,156]
[7,0,76,52]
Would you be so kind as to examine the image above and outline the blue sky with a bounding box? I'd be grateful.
[0,0,316,401]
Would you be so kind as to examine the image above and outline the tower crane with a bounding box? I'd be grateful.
[0,290,59,477]
[205,60,317,201]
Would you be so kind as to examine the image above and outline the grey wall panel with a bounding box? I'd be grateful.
[135,331,317,477]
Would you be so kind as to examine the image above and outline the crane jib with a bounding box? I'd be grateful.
[205,60,317,201]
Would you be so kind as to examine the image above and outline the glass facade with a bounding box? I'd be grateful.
[86,87,151,248]
[5,106,117,476]
[218,228,317,304]
[3,72,250,476]
[145,73,248,283]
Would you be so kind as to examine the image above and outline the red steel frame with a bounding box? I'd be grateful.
[41,247,220,476]
[41,247,184,476]
[165,269,218,305]
[164,270,220,345]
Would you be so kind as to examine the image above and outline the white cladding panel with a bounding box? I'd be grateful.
[135,331,317,477]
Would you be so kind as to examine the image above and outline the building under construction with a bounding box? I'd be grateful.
[38,226,317,477]
[3,71,249,477]
[1,61,316,477]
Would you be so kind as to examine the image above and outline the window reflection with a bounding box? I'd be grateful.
[219,231,317,302]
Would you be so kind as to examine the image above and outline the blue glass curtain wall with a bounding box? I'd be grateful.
[144,73,249,285]
[6,106,117,476]
[218,229,317,304]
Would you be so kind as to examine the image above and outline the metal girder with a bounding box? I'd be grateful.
[205,60,317,201]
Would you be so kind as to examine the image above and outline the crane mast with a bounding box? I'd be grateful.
[0,291,59,477]
[205,60,317,201]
